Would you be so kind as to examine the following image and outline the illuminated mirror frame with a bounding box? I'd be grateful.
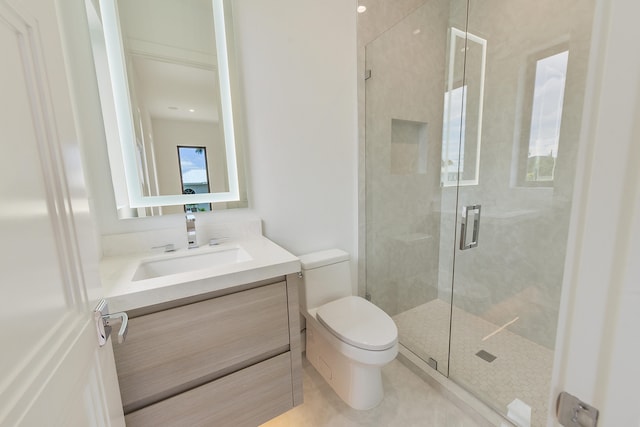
[98,0,239,208]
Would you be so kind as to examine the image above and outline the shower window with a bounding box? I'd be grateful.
[519,47,569,185]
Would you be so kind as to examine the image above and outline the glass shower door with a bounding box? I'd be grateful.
[364,0,596,424]
[446,1,596,425]
[364,0,463,377]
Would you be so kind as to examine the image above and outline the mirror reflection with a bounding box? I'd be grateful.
[178,146,212,212]
[441,27,486,187]
[88,0,247,218]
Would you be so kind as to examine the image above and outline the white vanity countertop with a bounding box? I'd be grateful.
[100,236,300,312]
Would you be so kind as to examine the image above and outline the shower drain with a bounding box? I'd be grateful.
[475,349,497,363]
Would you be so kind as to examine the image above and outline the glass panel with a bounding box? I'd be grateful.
[364,0,466,376]
[447,0,596,425]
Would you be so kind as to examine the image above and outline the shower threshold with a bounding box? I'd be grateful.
[397,345,516,427]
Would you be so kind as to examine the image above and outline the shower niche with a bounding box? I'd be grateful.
[390,118,428,175]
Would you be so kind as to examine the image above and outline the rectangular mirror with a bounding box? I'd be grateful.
[85,0,247,218]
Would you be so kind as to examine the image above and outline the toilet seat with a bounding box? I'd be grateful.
[316,296,397,351]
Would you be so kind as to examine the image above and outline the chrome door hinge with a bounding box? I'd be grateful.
[557,391,599,427]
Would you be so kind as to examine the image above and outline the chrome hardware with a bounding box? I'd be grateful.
[209,237,229,246]
[152,243,176,252]
[94,299,129,347]
[460,204,481,250]
[186,211,198,249]
[556,391,598,426]
[427,357,438,371]
[297,271,303,279]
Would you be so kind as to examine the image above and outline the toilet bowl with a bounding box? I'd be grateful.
[299,249,398,410]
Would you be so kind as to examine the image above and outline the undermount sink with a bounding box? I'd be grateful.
[132,245,253,281]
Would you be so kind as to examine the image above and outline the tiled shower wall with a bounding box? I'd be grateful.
[359,0,594,350]
[437,0,594,349]
[363,0,449,316]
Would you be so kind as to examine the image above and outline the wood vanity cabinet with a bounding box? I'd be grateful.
[112,274,303,427]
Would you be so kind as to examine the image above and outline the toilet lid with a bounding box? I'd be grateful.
[316,296,397,351]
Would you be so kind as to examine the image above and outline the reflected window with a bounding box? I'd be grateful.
[441,28,486,187]
[520,48,569,185]
[442,85,467,184]
[177,146,212,212]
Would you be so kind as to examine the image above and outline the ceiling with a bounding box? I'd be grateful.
[130,55,220,124]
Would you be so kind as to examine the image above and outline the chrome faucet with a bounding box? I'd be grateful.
[186,210,198,249]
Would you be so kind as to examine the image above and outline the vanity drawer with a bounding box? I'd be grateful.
[113,282,290,413]
[124,352,294,427]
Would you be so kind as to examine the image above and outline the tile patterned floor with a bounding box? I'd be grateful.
[394,300,553,427]
[261,357,484,427]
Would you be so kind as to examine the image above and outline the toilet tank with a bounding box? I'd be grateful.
[299,249,351,311]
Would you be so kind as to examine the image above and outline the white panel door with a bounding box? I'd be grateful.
[0,0,124,426]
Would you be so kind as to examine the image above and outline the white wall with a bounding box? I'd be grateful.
[117,0,216,58]
[232,0,359,278]
[550,0,640,424]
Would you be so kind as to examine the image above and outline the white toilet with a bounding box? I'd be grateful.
[298,249,398,410]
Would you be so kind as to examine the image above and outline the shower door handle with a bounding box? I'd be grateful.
[460,204,481,250]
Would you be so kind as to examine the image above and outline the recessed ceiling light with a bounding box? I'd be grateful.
[357,5,367,13]
[189,109,196,113]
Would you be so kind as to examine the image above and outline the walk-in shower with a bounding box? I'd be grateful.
[360,0,595,425]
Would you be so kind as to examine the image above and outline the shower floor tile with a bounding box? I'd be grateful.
[393,299,554,427]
